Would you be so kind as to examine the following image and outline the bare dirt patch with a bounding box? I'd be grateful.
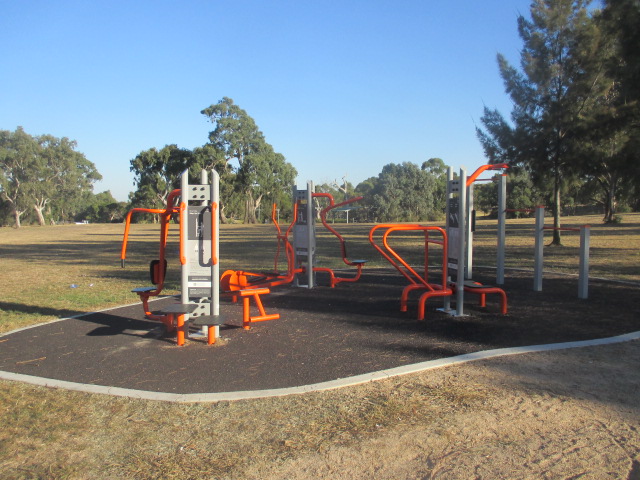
[243,340,640,480]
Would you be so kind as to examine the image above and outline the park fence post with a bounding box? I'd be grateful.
[578,225,590,299]
[533,206,545,292]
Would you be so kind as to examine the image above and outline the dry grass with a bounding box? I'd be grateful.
[1,213,639,479]
[0,368,488,479]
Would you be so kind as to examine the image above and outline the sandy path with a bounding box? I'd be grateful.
[246,339,640,479]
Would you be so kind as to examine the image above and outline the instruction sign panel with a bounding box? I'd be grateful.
[187,206,212,298]
[448,196,459,273]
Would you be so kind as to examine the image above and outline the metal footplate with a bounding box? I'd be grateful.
[191,315,226,327]
[159,303,199,315]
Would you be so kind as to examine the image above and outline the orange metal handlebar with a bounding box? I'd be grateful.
[466,163,509,187]
[315,193,363,264]
[121,207,169,266]
[369,224,448,290]
[271,203,281,236]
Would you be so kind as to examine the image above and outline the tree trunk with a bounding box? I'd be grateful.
[243,190,259,224]
[34,197,49,226]
[244,196,257,223]
[603,176,617,223]
[34,206,46,226]
[220,203,229,224]
[13,208,23,229]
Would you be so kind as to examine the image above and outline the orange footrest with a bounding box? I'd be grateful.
[239,288,280,330]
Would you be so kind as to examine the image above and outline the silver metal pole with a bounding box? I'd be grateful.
[578,225,590,299]
[180,169,189,306]
[306,180,314,289]
[533,206,545,292]
[200,170,209,336]
[456,167,467,316]
[497,174,506,285]
[443,167,453,312]
[211,170,220,337]
[466,183,474,280]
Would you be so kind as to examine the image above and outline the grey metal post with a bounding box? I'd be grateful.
[180,169,189,306]
[533,206,545,292]
[199,170,210,336]
[578,225,590,299]
[496,174,506,285]
[211,170,220,324]
[466,183,474,280]
[456,167,467,316]
[306,180,315,289]
[443,167,453,312]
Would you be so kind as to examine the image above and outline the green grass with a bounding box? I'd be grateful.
[0,214,639,479]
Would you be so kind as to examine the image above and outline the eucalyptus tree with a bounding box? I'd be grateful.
[477,0,603,244]
[0,127,38,227]
[129,144,193,212]
[189,144,238,223]
[35,134,102,224]
[0,127,101,227]
[201,97,296,223]
[369,162,440,222]
[421,157,448,212]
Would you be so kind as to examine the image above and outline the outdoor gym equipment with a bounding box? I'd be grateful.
[533,206,591,299]
[219,202,298,329]
[444,164,509,316]
[369,224,452,320]
[291,182,367,288]
[367,165,508,319]
[313,192,367,287]
[495,174,539,285]
[494,175,590,299]
[121,169,222,346]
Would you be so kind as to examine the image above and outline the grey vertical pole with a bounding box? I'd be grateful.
[180,169,189,306]
[306,180,314,289]
[533,206,545,292]
[466,183,474,280]
[443,167,453,312]
[456,167,467,316]
[199,170,209,336]
[578,225,590,299]
[496,174,506,285]
[211,170,220,339]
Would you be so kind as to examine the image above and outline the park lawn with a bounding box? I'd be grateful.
[0,213,639,479]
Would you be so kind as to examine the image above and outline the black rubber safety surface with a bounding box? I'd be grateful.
[1,269,638,394]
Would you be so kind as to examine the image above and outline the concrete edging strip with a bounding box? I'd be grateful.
[2,330,639,403]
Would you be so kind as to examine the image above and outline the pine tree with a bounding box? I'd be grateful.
[477,0,602,244]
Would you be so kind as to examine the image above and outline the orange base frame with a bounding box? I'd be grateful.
[238,288,280,330]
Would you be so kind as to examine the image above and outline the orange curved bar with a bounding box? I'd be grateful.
[369,224,427,285]
[271,203,281,235]
[121,207,169,266]
[317,195,364,264]
[466,163,509,187]
[285,200,298,238]
[382,225,448,289]
[369,224,450,315]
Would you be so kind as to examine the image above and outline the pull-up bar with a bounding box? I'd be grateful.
[533,206,591,299]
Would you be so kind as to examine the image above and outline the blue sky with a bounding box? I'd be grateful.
[1,0,533,201]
